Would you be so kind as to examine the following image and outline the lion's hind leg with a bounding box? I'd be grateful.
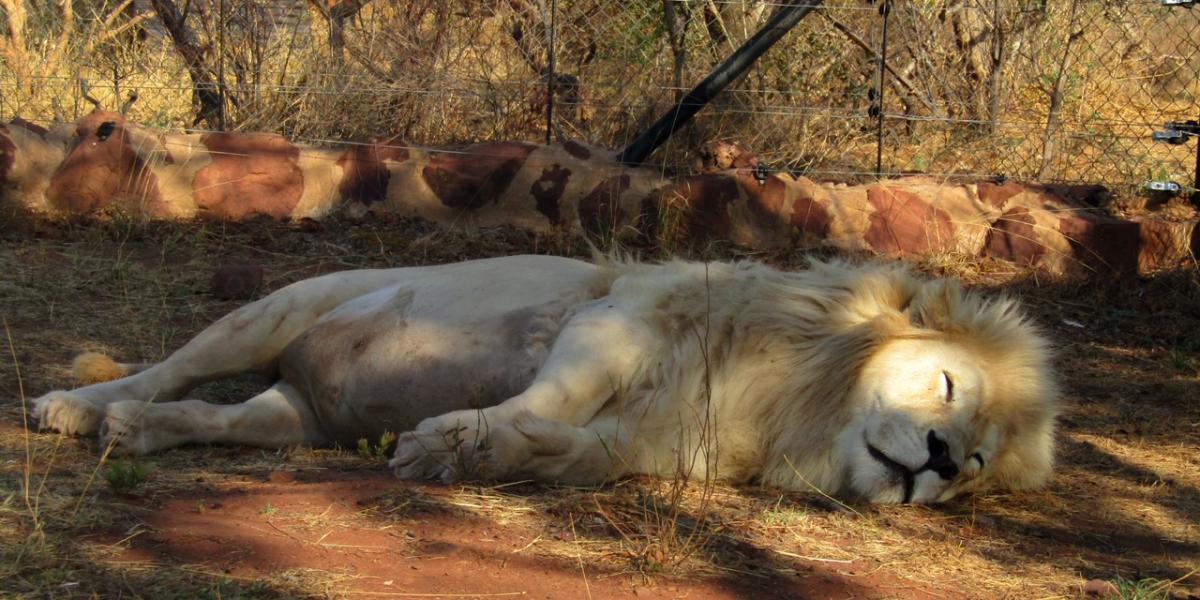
[28,354,156,436]
[34,271,395,437]
[100,382,326,455]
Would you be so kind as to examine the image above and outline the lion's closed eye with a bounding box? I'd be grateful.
[961,451,986,477]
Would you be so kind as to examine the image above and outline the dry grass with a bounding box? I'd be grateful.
[1,215,1198,598]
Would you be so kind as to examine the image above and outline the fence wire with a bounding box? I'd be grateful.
[0,0,1197,199]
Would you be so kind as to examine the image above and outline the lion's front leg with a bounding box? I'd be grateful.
[499,414,634,485]
[391,301,654,482]
[391,412,632,485]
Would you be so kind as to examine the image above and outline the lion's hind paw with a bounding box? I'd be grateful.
[30,391,104,436]
[98,400,153,456]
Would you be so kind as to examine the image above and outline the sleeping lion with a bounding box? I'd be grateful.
[31,255,1058,504]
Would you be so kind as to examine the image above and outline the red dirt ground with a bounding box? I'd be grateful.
[93,469,952,600]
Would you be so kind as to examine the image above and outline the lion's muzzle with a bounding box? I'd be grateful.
[865,430,960,503]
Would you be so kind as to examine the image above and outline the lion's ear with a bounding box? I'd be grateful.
[905,279,964,330]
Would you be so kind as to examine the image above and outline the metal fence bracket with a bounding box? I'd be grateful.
[1153,120,1200,145]
[1146,181,1183,195]
[1153,130,1191,144]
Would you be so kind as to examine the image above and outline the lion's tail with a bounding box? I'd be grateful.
[72,352,151,385]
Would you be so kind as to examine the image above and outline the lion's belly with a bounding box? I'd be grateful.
[278,261,600,446]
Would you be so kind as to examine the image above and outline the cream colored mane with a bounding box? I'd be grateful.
[592,257,1057,497]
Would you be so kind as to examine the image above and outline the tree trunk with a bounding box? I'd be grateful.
[985,0,1006,133]
[1039,0,1083,180]
[662,0,693,102]
[316,0,371,65]
[149,0,225,128]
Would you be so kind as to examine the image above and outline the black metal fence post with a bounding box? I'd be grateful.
[616,1,824,167]
[874,0,891,178]
[1193,117,1200,207]
[545,0,556,145]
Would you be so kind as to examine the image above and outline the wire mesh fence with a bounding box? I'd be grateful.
[1,0,1197,199]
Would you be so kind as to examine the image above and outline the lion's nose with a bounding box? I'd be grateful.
[924,430,959,480]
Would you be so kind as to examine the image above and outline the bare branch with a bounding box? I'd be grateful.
[78,79,103,109]
[82,12,156,56]
[0,0,31,84]
[702,0,734,53]
[818,10,943,117]
[42,0,76,81]
[119,90,139,115]
[149,0,226,127]
[330,0,370,21]
[0,0,28,53]
[308,0,372,63]
[1038,0,1084,179]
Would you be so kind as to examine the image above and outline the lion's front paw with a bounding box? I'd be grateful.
[99,401,154,456]
[31,391,104,436]
[390,431,456,482]
[413,409,494,435]
[389,426,495,483]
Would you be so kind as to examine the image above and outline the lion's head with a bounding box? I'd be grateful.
[831,276,1058,504]
[756,261,1058,504]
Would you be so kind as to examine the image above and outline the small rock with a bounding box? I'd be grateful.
[632,586,652,597]
[297,218,323,232]
[267,470,295,484]
[1083,579,1117,597]
[210,264,264,300]
[421,541,457,555]
[973,515,997,528]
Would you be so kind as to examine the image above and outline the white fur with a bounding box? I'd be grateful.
[30,255,1058,504]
